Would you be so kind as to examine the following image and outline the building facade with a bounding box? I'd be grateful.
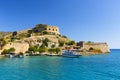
[77,41,110,53]
[34,24,60,34]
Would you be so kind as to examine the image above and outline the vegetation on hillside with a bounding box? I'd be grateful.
[28,44,47,53]
[48,48,61,54]
[1,48,15,54]
[0,32,12,38]
[0,25,76,55]
[0,38,6,49]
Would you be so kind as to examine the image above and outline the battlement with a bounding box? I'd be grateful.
[77,41,110,53]
[84,42,107,45]
[34,24,60,34]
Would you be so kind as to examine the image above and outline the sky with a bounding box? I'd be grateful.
[0,0,120,48]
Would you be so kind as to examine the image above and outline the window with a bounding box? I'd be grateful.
[49,28,51,30]
[53,29,54,31]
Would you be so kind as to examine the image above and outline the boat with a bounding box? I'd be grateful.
[17,53,24,58]
[62,50,80,58]
[9,53,24,58]
[9,53,15,58]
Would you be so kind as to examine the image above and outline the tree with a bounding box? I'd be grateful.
[38,48,46,53]
[38,44,47,53]
[40,44,46,48]
[87,41,93,44]
[48,48,61,54]
[28,46,38,52]
[33,24,48,33]
[48,48,55,54]
[55,48,61,54]
[0,38,6,49]
[67,41,75,45]
[1,49,9,54]
[28,30,33,34]
[1,48,15,55]
[12,31,17,36]
[51,44,55,48]
[42,38,50,47]
[9,48,15,52]
[59,41,64,47]
[62,35,67,38]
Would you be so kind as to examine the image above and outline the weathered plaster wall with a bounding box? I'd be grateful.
[0,42,29,54]
[83,43,110,53]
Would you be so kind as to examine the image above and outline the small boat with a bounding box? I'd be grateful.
[62,50,80,58]
[18,53,24,58]
[9,53,15,58]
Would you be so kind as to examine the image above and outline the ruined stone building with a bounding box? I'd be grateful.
[77,41,110,53]
[33,24,60,34]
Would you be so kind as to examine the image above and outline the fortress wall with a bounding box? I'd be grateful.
[46,26,60,34]
[0,42,29,54]
[35,24,60,34]
[83,43,110,53]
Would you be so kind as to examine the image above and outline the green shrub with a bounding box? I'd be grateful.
[28,30,33,34]
[28,46,38,52]
[55,48,61,54]
[12,31,17,36]
[51,44,55,48]
[59,41,64,47]
[28,45,47,53]
[67,41,75,45]
[48,48,55,54]
[0,38,6,49]
[48,48,61,54]
[1,48,15,54]
[42,38,50,47]
[38,48,46,53]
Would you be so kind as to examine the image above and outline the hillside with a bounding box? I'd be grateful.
[0,32,12,38]
[0,24,110,55]
[0,24,75,54]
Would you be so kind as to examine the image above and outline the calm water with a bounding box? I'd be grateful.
[0,49,120,80]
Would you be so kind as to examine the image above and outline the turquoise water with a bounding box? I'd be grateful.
[0,49,120,80]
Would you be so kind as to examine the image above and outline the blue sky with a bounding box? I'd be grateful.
[0,0,120,48]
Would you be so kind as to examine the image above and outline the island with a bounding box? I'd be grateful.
[0,24,110,56]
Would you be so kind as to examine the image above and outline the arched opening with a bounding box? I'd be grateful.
[89,47,94,51]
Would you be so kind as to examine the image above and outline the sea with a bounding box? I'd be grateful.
[0,49,120,80]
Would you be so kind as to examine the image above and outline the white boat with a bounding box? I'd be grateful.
[9,53,15,58]
[18,54,24,58]
[62,50,80,58]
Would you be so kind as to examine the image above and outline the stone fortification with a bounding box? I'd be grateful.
[0,42,29,54]
[77,41,110,53]
[34,24,60,34]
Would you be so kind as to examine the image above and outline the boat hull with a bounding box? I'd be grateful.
[62,50,81,58]
[62,55,80,58]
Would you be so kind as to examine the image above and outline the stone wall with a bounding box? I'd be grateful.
[0,42,29,54]
[84,43,110,53]
[45,26,59,34]
[77,41,110,53]
[35,24,60,34]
